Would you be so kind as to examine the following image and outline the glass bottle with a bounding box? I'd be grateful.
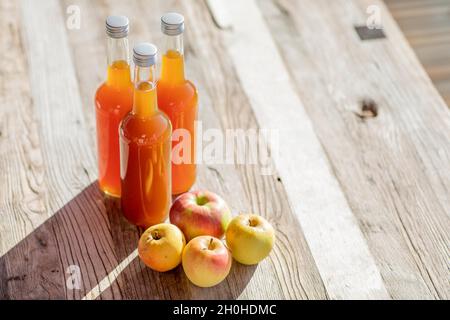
[95,16,133,197]
[120,43,172,228]
[157,13,198,195]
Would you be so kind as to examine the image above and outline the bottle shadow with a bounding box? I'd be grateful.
[0,182,255,299]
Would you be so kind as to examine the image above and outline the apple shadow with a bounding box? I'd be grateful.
[0,182,256,299]
[100,252,257,300]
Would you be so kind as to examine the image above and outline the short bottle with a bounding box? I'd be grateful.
[95,16,133,197]
[119,43,172,228]
[157,12,198,195]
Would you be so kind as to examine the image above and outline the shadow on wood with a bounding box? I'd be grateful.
[0,182,255,299]
[100,251,257,300]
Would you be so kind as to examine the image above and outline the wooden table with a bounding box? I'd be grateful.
[0,0,449,300]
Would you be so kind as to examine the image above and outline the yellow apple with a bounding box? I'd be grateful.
[182,236,232,287]
[138,223,186,272]
[226,213,275,265]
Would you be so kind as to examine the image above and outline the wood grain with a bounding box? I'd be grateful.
[1,0,134,299]
[0,0,327,300]
[0,0,47,258]
[0,0,449,300]
[259,0,450,299]
[211,0,389,300]
[0,183,134,299]
[183,0,326,299]
[79,0,326,300]
[385,0,450,106]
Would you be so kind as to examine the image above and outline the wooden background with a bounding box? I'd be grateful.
[0,0,449,299]
[385,0,450,106]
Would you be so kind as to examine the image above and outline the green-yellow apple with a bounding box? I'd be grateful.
[226,213,275,265]
[138,223,186,272]
[182,236,232,287]
[170,190,231,241]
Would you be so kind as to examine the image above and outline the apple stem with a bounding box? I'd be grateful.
[208,237,214,250]
[196,195,209,206]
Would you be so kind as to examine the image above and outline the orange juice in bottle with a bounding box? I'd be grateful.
[95,16,133,197]
[119,43,172,228]
[157,13,198,195]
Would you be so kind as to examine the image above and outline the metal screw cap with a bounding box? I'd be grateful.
[161,12,185,36]
[106,15,129,38]
[133,43,158,67]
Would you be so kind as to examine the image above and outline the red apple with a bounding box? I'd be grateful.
[170,190,232,241]
[182,236,232,287]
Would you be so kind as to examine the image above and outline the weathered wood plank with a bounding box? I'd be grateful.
[1,0,448,300]
[0,0,327,300]
[259,0,450,299]
[0,0,47,259]
[209,0,390,300]
[384,0,450,107]
[183,0,326,299]
[1,0,134,299]
[0,183,135,299]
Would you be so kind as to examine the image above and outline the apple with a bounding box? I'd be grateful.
[170,190,232,241]
[226,213,275,265]
[182,236,232,287]
[138,223,186,272]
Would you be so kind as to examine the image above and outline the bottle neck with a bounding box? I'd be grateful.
[106,36,131,88]
[160,34,185,85]
[133,65,158,118]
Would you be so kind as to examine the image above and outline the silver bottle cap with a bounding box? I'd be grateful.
[106,15,129,38]
[161,12,184,36]
[133,43,158,67]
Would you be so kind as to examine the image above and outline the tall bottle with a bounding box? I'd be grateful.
[119,43,172,228]
[95,16,133,197]
[157,13,198,195]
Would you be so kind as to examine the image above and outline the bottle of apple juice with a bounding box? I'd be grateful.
[119,43,172,228]
[157,12,198,195]
[95,16,133,197]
